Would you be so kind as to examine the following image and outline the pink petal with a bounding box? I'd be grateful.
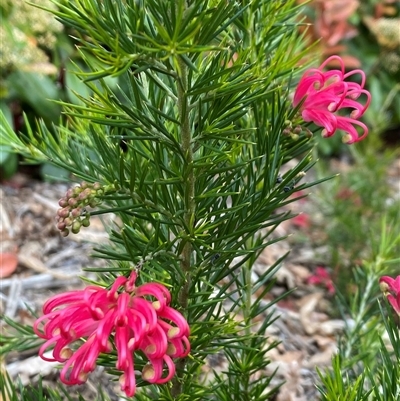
[167,336,191,358]
[115,325,132,370]
[336,117,368,143]
[131,297,158,332]
[319,55,345,74]
[60,336,97,385]
[387,294,400,315]
[301,109,337,136]
[157,306,190,338]
[380,275,400,294]
[125,308,148,346]
[293,70,325,106]
[142,355,176,384]
[119,361,136,397]
[107,276,128,300]
[344,69,367,87]
[140,324,168,358]
[96,308,118,349]
[135,282,171,310]
[42,290,88,313]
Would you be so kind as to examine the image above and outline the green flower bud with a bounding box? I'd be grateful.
[81,218,90,227]
[89,199,98,208]
[72,221,81,234]
[72,186,82,196]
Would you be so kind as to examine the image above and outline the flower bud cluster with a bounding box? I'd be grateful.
[282,124,313,141]
[56,182,104,237]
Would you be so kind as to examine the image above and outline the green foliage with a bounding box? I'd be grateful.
[0,100,17,178]
[317,219,400,400]
[0,369,112,401]
[0,316,44,355]
[0,0,367,399]
[316,355,372,401]
[368,301,400,401]
[313,144,399,277]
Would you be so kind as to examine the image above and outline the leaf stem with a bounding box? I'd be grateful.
[171,55,194,397]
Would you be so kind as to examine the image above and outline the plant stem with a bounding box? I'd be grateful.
[171,56,194,398]
[244,260,252,335]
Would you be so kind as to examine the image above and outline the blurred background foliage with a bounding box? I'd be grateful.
[0,0,90,180]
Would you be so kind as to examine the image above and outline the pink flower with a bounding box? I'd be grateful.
[307,266,335,294]
[379,275,400,315]
[34,272,190,397]
[293,55,371,144]
[292,213,310,229]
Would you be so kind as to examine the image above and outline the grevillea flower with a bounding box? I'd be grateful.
[293,55,371,144]
[307,266,335,295]
[291,213,310,229]
[34,272,190,397]
[379,275,400,315]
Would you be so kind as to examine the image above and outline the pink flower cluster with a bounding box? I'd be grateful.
[34,272,190,397]
[307,266,335,295]
[379,275,400,315]
[293,55,371,144]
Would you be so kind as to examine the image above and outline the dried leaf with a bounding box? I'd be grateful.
[0,252,18,278]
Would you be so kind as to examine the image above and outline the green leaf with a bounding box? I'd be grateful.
[64,60,92,105]
[7,71,61,122]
